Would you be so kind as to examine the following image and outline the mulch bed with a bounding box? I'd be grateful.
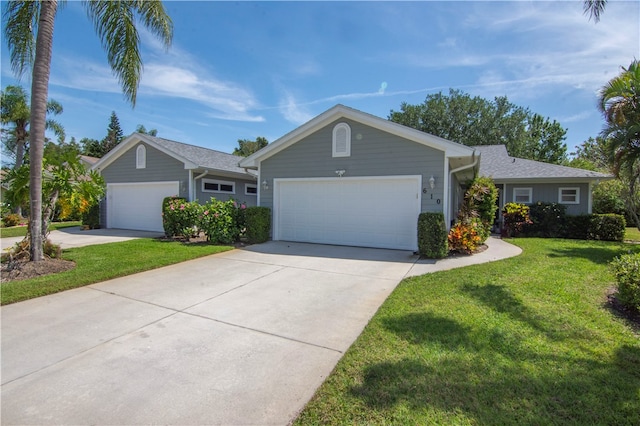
[1,258,76,283]
[606,287,640,333]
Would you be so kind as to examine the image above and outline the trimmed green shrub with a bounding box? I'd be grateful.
[589,214,626,241]
[245,207,271,244]
[418,212,448,258]
[610,253,640,312]
[81,203,101,229]
[502,203,532,237]
[563,215,591,240]
[162,196,187,237]
[563,214,626,241]
[526,202,566,237]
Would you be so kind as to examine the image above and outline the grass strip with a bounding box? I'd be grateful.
[295,238,640,425]
[0,221,82,238]
[1,238,232,305]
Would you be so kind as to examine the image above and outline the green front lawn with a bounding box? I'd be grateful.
[625,226,640,242]
[1,238,232,305]
[0,221,81,238]
[296,238,640,425]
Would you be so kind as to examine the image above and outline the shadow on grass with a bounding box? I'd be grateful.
[547,242,640,265]
[356,315,640,424]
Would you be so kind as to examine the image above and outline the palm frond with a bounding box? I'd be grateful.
[2,0,40,78]
[83,0,173,106]
[583,0,607,23]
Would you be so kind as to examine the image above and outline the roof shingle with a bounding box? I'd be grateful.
[475,145,611,180]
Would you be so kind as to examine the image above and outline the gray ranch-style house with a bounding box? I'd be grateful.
[91,134,258,232]
[93,104,611,251]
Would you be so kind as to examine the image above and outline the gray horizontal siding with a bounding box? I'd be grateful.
[99,143,189,228]
[101,142,189,198]
[260,118,445,213]
[503,182,591,215]
[194,174,258,207]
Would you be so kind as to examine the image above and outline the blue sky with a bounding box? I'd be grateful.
[1,1,639,156]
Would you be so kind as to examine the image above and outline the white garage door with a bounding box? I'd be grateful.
[107,182,179,232]
[274,176,421,250]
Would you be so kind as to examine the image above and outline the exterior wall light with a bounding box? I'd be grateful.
[429,175,436,189]
[335,169,346,177]
[262,179,269,190]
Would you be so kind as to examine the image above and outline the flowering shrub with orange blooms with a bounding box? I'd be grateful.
[448,221,482,254]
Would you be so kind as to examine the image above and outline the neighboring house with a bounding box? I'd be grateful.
[91,133,258,232]
[79,155,100,169]
[239,104,478,251]
[240,105,612,251]
[475,145,612,223]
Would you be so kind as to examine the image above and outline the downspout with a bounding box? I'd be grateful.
[192,170,209,201]
[447,151,479,227]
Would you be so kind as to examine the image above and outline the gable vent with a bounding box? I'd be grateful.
[332,122,351,157]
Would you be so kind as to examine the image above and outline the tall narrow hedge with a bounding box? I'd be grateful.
[245,207,271,244]
[418,212,448,258]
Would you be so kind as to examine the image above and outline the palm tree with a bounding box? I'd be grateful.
[584,0,608,22]
[3,0,173,261]
[600,60,640,227]
[1,84,65,171]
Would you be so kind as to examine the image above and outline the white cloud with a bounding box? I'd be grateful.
[50,28,265,123]
[279,92,314,125]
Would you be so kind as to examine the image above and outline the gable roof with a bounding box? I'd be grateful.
[239,104,475,169]
[92,133,255,178]
[476,145,612,182]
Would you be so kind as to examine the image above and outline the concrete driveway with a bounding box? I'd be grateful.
[1,238,520,425]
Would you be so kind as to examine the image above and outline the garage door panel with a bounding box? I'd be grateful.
[108,182,179,232]
[275,177,420,251]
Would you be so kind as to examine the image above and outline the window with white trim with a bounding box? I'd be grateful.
[332,122,351,157]
[202,179,235,194]
[136,145,146,169]
[245,183,257,195]
[513,187,532,204]
[559,187,580,204]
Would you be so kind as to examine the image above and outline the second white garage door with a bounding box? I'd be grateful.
[274,176,421,251]
[107,182,179,232]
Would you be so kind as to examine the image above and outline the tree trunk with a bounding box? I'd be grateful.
[28,0,57,262]
[41,189,58,242]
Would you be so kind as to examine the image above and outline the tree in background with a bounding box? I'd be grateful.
[599,60,640,228]
[136,124,158,136]
[3,0,173,261]
[101,111,124,153]
[388,89,568,164]
[5,143,105,244]
[233,136,268,157]
[1,85,64,170]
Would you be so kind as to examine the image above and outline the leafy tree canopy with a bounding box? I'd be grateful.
[388,89,568,164]
[567,137,612,172]
[233,136,268,157]
[1,84,64,169]
[136,124,158,136]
